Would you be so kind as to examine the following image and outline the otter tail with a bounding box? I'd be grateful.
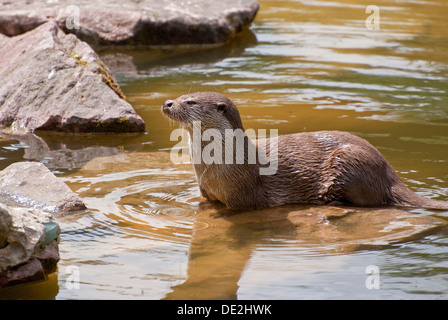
[391,182,448,210]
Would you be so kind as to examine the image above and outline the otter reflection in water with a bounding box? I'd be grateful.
[164,202,446,299]
[162,92,448,211]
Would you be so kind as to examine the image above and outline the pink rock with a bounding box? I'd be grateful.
[0,161,86,212]
[0,259,46,288]
[0,0,259,46]
[0,21,145,133]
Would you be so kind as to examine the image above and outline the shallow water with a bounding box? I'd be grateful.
[1,0,448,299]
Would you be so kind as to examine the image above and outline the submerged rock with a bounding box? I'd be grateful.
[0,0,259,46]
[0,132,142,171]
[0,21,145,133]
[0,161,86,213]
[0,203,60,288]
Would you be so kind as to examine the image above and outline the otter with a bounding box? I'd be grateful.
[162,92,448,211]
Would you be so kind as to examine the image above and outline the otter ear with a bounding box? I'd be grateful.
[217,103,226,112]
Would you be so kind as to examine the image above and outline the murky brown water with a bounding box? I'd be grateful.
[1,0,448,299]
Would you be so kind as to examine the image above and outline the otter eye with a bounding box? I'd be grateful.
[186,101,196,106]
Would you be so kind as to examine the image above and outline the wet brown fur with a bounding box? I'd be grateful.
[162,92,448,211]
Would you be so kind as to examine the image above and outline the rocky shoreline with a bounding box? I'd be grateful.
[0,21,146,133]
[0,0,260,288]
[0,0,259,134]
[0,162,86,288]
[0,205,60,289]
[0,0,259,46]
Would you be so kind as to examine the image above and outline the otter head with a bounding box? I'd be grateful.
[162,92,244,131]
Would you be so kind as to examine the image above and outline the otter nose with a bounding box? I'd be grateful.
[163,100,173,108]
